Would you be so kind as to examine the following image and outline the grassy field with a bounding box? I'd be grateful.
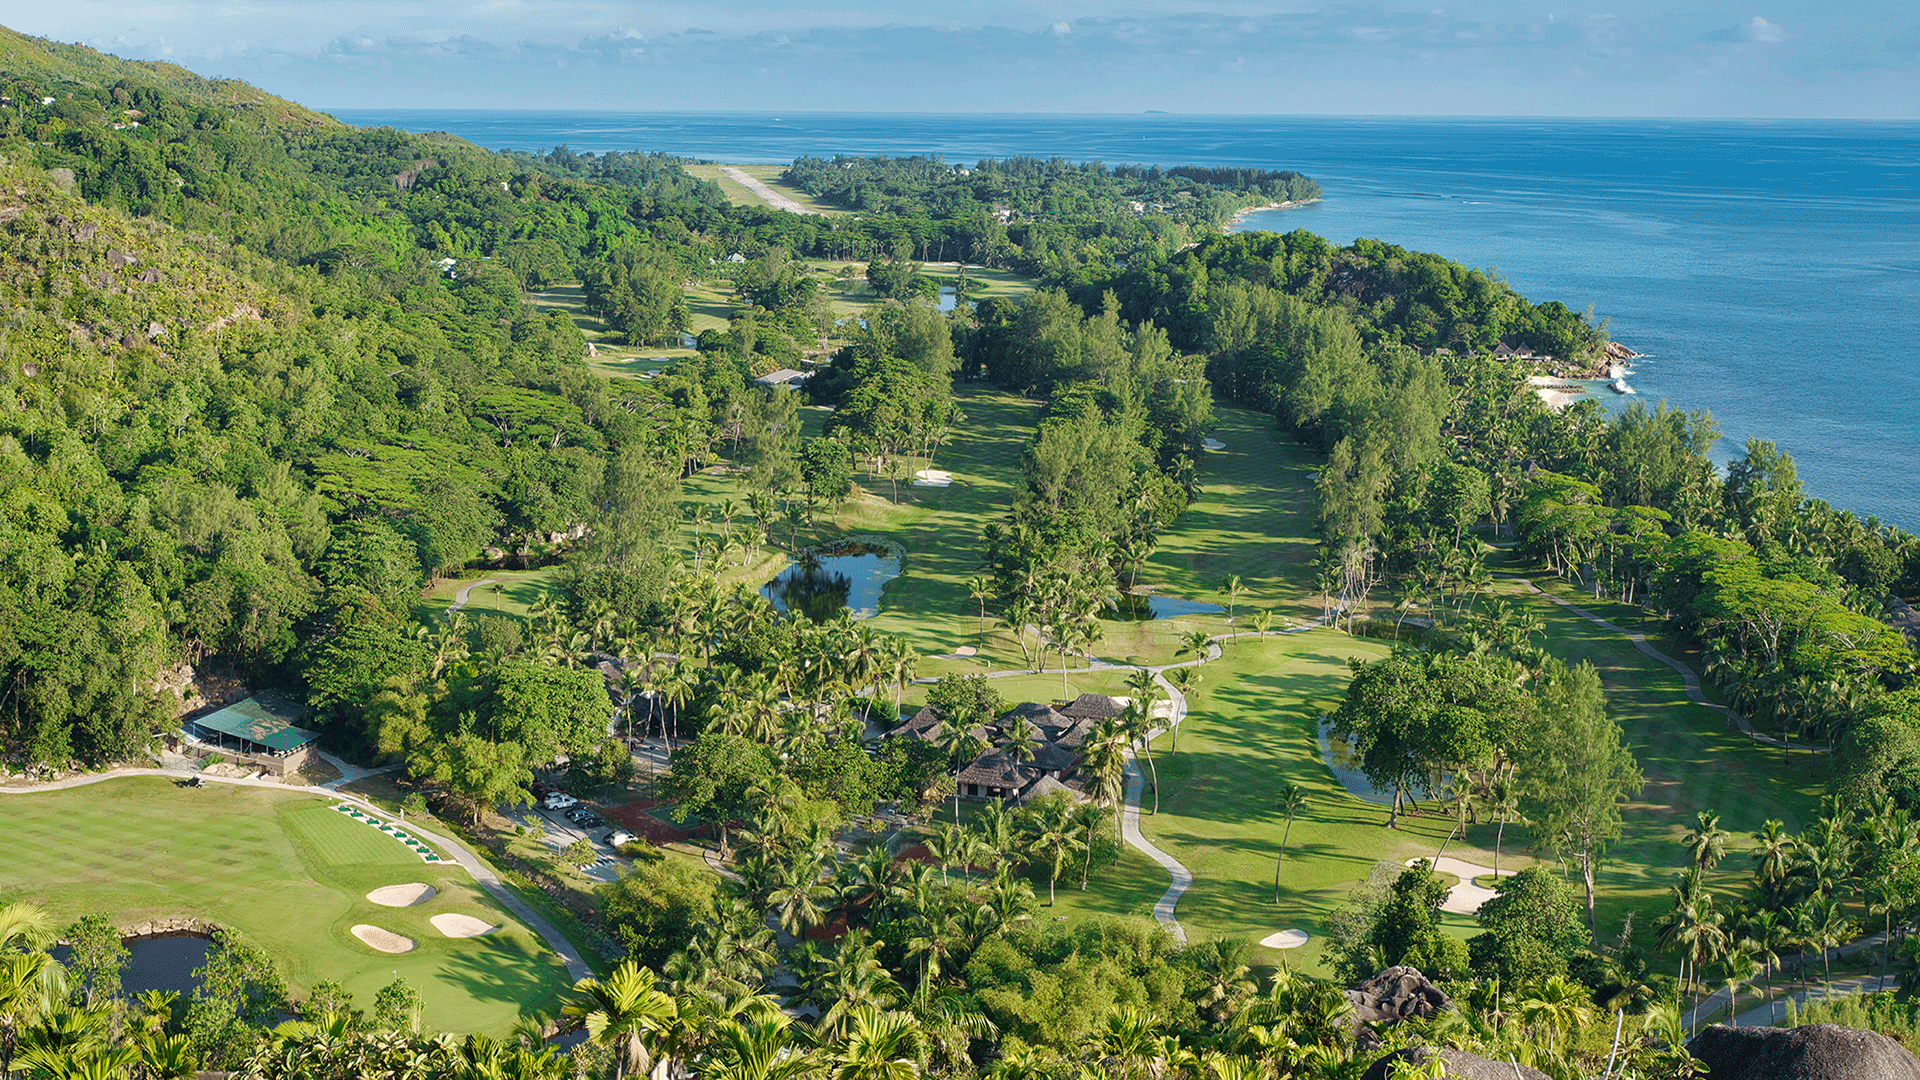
[682,163,849,216]
[1504,571,1827,947]
[1121,561,1830,979]
[417,568,561,624]
[1141,412,1324,633]
[1134,629,1478,975]
[0,779,571,1034]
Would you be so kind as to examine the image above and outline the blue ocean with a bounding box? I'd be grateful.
[334,111,1920,532]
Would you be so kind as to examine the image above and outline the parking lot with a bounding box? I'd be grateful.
[499,797,624,884]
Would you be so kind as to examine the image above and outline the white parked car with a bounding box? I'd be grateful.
[608,831,637,848]
[543,793,577,810]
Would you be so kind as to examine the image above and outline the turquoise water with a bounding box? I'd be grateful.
[335,111,1920,530]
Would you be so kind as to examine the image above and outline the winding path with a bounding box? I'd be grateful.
[1499,576,1828,754]
[0,765,592,984]
[912,613,1332,941]
[448,578,500,613]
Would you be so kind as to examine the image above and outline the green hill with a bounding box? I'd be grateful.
[0,24,337,131]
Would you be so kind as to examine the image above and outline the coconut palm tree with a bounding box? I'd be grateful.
[1026,800,1086,906]
[561,963,676,1080]
[1122,701,1161,816]
[997,717,1041,765]
[1272,783,1309,903]
[966,576,992,643]
[1487,778,1522,878]
[1218,575,1246,633]
[1683,810,1731,873]
[1164,666,1202,754]
[706,1013,814,1080]
[1181,628,1213,662]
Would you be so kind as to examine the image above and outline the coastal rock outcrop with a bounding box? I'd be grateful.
[1345,966,1452,1024]
[1361,1047,1550,1080]
[1687,1023,1920,1080]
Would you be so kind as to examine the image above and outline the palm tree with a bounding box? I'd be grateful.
[1165,666,1201,754]
[1085,1005,1165,1080]
[1272,783,1309,903]
[707,1014,814,1080]
[1122,701,1161,816]
[1181,628,1213,662]
[1250,610,1273,641]
[966,576,992,643]
[1433,777,1475,861]
[1684,810,1731,873]
[934,713,985,826]
[561,963,676,1080]
[1189,940,1256,1025]
[905,916,964,1006]
[827,1007,922,1080]
[998,717,1041,765]
[971,800,1016,875]
[1811,898,1856,990]
[1518,975,1592,1057]
[1217,575,1246,630]
[1719,937,1762,1028]
[1487,777,1522,878]
[1750,819,1795,903]
[1082,718,1131,845]
[767,858,832,939]
[1026,800,1087,906]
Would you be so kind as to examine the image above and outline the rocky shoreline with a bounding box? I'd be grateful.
[56,915,221,947]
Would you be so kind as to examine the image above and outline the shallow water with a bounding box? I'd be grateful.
[762,544,901,621]
[1109,594,1226,621]
[52,933,211,997]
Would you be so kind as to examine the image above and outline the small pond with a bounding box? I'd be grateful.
[937,287,957,313]
[1109,593,1226,621]
[53,933,212,997]
[762,542,902,623]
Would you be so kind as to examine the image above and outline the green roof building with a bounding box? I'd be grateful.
[189,692,320,759]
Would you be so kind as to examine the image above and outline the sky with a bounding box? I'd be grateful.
[4,1,1915,116]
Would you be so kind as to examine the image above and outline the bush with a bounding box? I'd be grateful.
[617,841,663,862]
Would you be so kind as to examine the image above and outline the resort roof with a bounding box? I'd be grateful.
[1061,693,1126,720]
[193,692,319,753]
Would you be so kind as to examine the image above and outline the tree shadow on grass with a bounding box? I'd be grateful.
[436,932,572,1012]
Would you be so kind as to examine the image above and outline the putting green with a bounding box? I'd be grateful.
[0,778,569,1034]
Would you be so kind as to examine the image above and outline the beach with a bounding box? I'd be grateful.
[1528,375,1587,411]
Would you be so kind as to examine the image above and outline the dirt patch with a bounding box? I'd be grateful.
[366,883,436,907]
[430,913,495,938]
[350,924,415,953]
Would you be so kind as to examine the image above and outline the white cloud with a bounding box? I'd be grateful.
[1050,21,1071,35]
[1704,15,1787,43]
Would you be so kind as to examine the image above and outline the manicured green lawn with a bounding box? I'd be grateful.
[417,568,561,624]
[1504,573,1827,952]
[1141,409,1325,631]
[1135,629,1486,975]
[0,779,571,1035]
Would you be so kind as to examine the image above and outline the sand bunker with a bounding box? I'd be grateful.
[366,883,436,907]
[910,469,954,488]
[1259,929,1310,950]
[1202,438,1226,451]
[430,913,497,938]
[351,924,416,953]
